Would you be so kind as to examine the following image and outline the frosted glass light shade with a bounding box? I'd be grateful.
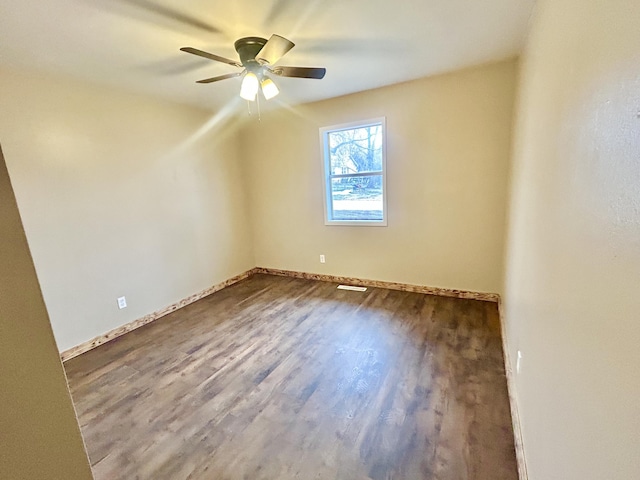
[261,77,280,100]
[240,72,259,101]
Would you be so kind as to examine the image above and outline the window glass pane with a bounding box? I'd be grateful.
[327,124,383,174]
[330,175,383,221]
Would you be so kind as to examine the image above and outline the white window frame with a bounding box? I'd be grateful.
[319,117,388,226]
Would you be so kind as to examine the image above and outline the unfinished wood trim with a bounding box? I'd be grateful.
[61,267,498,363]
[60,268,258,362]
[498,299,529,480]
[254,267,500,302]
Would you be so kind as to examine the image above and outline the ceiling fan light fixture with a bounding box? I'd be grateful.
[261,77,279,100]
[181,34,326,107]
[240,71,259,101]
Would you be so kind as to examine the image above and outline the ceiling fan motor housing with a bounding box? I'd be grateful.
[234,37,268,71]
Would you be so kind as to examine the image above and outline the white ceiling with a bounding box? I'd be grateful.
[0,0,535,110]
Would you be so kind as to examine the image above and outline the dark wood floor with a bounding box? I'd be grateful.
[65,274,518,480]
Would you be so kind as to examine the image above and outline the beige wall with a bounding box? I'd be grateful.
[0,69,254,352]
[241,60,517,293]
[503,1,640,478]
[0,146,93,479]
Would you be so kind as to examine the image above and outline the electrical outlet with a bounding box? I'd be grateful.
[117,296,127,309]
[320,254,326,263]
[516,350,523,374]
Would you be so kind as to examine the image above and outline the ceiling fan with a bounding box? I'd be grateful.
[180,34,326,102]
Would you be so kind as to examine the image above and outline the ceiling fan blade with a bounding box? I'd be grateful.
[180,47,242,68]
[196,72,243,84]
[256,34,295,65]
[272,66,326,79]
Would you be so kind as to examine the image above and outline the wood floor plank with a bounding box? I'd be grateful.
[65,274,518,480]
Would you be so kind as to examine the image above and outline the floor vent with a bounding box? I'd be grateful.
[337,285,367,292]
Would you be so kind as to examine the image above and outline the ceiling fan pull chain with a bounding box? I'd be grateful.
[257,91,262,122]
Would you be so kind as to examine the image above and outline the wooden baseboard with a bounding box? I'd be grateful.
[62,267,499,362]
[497,299,529,480]
[254,267,500,302]
[60,268,258,362]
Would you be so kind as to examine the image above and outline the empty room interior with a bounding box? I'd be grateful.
[1,1,639,479]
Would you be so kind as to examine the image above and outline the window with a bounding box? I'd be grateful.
[320,118,387,226]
